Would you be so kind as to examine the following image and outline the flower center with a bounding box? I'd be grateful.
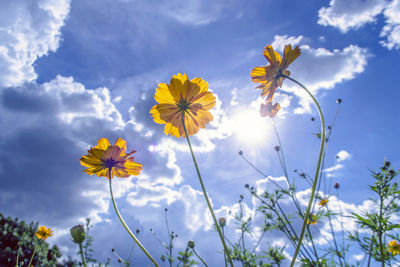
[103,158,118,168]
[177,98,190,111]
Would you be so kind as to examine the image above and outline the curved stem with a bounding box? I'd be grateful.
[181,114,235,267]
[193,248,209,267]
[79,242,88,267]
[282,75,326,267]
[108,171,160,267]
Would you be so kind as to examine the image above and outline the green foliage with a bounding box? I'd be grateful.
[349,161,400,266]
[0,213,61,266]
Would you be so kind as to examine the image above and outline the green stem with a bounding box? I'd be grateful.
[108,171,160,267]
[181,114,234,267]
[192,248,209,267]
[27,248,36,267]
[15,246,20,267]
[79,242,88,267]
[283,75,326,267]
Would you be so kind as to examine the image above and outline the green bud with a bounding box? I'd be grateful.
[70,224,85,244]
[188,240,195,249]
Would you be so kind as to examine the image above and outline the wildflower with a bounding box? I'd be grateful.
[70,225,85,244]
[307,214,318,225]
[388,240,400,255]
[251,44,300,102]
[36,226,53,240]
[260,101,281,118]
[80,138,142,179]
[150,73,216,138]
[318,199,329,207]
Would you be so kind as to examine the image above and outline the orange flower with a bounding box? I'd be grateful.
[251,44,300,102]
[150,73,216,137]
[36,226,53,240]
[260,102,281,118]
[80,138,142,179]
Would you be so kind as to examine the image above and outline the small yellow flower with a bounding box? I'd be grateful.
[35,226,53,240]
[388,240,400,255]
[251,44,300,102]
[80,138,142,179]
[260,102,281,118]
[319,199,329,207]
[150,73,216,138]
[307,214,318,225]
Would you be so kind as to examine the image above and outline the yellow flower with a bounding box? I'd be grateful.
[35,226,53,240]
[318,199,329,207]
[307,214,318,225]
[260,102,281,118]
[389,240,400,255]
[150,73,216,138]
[251,44,300,102]
[80,138,142,179]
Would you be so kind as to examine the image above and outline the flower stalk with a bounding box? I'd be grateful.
[282,75,326,267]
[78,242,87,267]
[108,169,160,267]
[181,114,234,267]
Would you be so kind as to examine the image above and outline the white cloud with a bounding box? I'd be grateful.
[317,0,386,33]
[270,35,369,114]
[0,0,70,88]
[336,150,351,162]
[318,0,400,50]
[380,0,400,49]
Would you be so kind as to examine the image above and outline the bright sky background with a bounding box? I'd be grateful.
[1,0,400,265]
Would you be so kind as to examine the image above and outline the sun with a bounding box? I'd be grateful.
[230,107,271,145]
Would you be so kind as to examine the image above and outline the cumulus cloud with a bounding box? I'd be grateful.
[318,0,400,50]
[270,35,369,114]
[336,150,351,162]
[317,0,386,33]
[0,0,70,87]
[380,0,400,49]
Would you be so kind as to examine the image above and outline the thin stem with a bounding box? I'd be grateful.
[108,172,160,267]
[27,248,36,267]
[223,228,228,267]
[326,206,343,267]
[79,242,88,267]
[283,75,326,267]
[193,248,209,267]
[379,193,385,267]
[181,115,234,267]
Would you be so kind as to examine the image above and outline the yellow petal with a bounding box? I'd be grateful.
[96,138,110,150]
[154,82,176,104]
[263,45,281,66]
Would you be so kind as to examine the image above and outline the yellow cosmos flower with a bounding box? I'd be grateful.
[36,226,53,240]
[389,240,400,255]
[80,138,142,179]
[318,199,329,207]
[251,44,300,102]
[150,73,216,138]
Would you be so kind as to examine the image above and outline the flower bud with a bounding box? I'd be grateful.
[188,240,195,249]
[274,145,280,152]
[238,151,243,156]
[218,217,226,228]
[336,98,342,104]
[70,224,85,244]
[334,183,340,189]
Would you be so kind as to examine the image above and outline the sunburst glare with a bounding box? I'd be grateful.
[230,107,271,146]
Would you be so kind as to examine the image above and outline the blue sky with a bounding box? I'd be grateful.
[1,0,400,265]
